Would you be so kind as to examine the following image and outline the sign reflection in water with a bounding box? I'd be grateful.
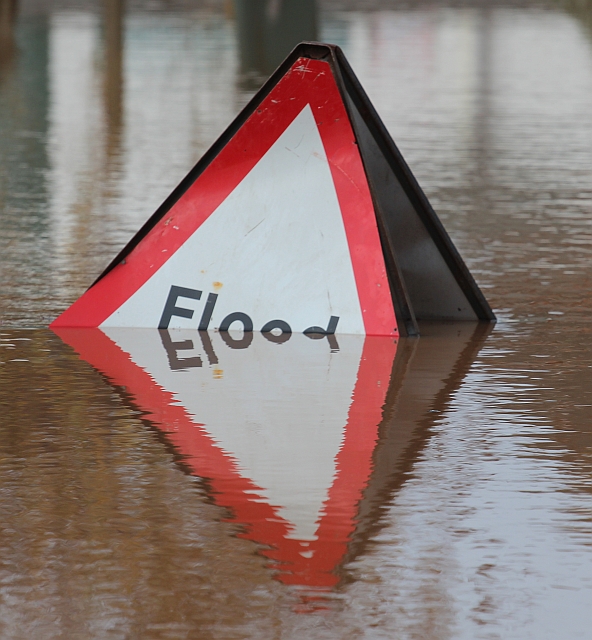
[54,324,487,593]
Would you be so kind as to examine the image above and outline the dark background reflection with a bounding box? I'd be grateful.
[234,0,317,88]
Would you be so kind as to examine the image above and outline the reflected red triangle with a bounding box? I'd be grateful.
[55,328,397,589]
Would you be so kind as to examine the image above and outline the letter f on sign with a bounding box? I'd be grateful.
[159,286,202,329]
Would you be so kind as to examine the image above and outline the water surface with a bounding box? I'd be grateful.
[1,1,591,638]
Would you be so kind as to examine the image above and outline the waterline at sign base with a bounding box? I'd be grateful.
[50,42,495,336]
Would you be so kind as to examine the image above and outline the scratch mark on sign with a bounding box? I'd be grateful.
[245,219,265,236]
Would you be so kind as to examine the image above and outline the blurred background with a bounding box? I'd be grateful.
[1,0,592,327]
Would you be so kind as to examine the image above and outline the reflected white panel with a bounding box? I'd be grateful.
[104,329,365,541]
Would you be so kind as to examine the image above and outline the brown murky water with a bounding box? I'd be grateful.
[1,0,592,638]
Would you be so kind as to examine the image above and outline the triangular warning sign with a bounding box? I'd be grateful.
[50,43,495,336]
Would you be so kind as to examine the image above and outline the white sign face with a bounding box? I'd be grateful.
[102,328,366,541]
[101,106,365,335]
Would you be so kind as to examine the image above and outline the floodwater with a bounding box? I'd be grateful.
[1,0,592,638]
